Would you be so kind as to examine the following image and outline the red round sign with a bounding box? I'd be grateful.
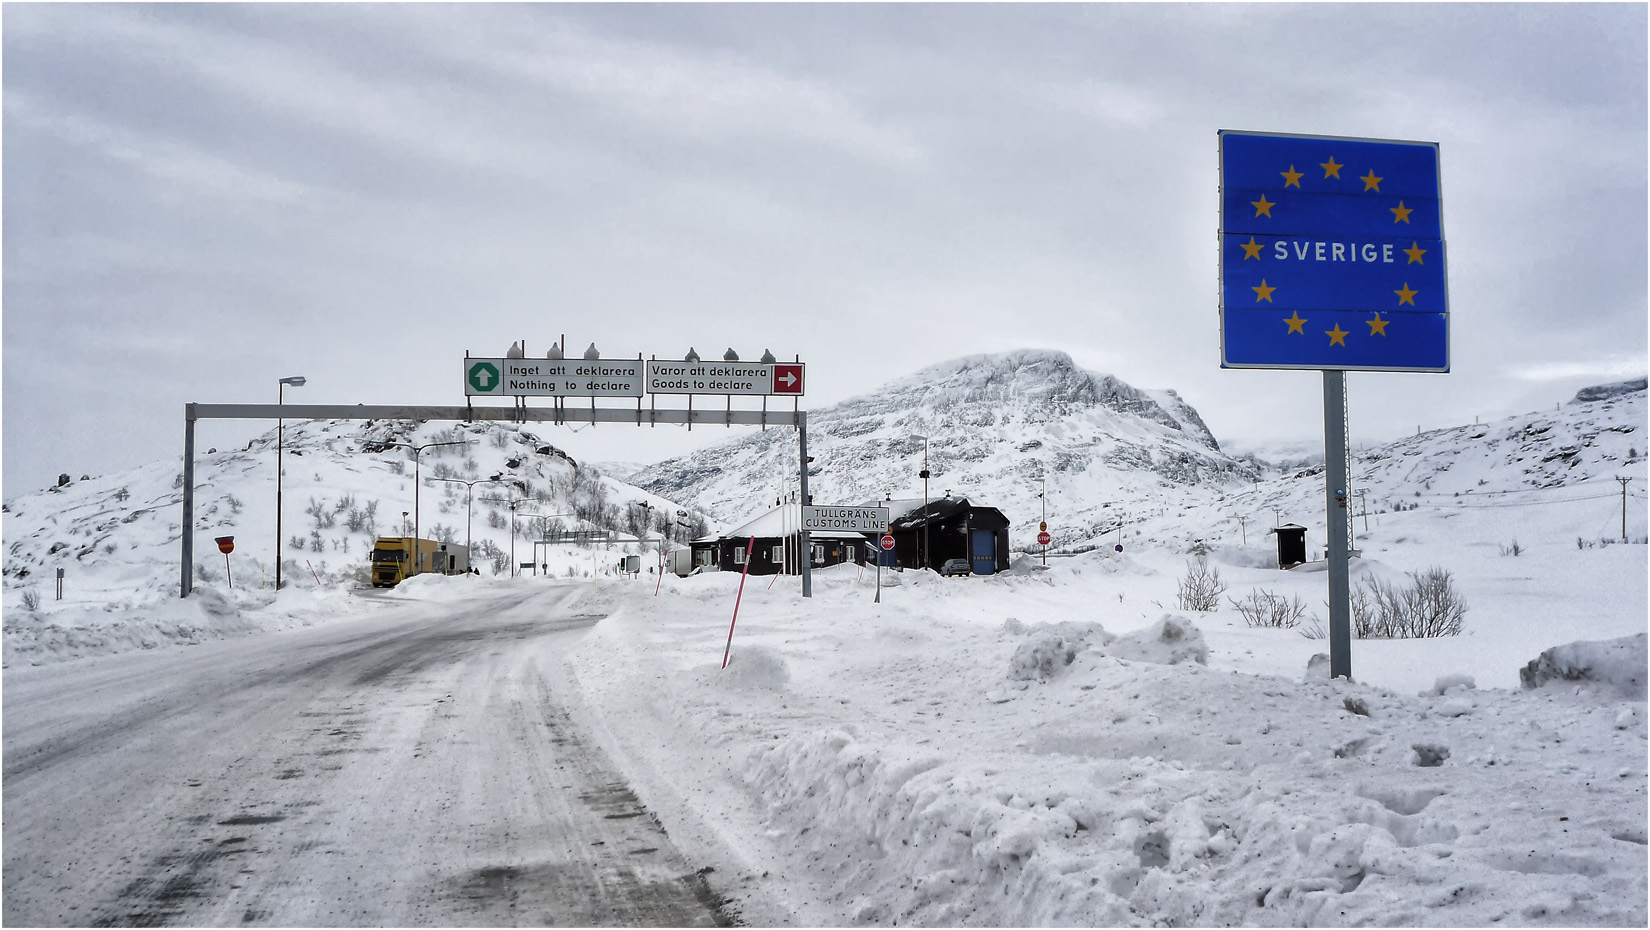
[214,535,235,554]
[1037,531,1051,546]
[880,535,895,551]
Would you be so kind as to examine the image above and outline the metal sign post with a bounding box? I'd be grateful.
[1220,129,1449,681]
[798,412,812,599]
[1323,371,1353,679]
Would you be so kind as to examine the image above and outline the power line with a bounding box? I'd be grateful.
[1422,492,1622,509]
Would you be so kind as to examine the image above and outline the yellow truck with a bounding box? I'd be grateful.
[370,537,445,587]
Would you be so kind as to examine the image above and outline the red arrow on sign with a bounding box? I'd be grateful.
[772,363,804,394]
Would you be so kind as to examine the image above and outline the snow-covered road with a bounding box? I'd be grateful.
[2,586,732,927]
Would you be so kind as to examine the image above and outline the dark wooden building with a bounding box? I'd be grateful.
[883,496,1011,575]
[689,503,870,576]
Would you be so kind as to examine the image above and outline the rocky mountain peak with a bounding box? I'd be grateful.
[634,349,1250,529]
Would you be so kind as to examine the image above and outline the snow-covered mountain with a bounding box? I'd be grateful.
[1,417,707,602]
[3,359,1642,664]
[632,350,1257,544]
[1205,377,1648,553]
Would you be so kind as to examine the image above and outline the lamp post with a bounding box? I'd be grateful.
[275,375,305,591]
[429,474,509,567]
[913,435,931,570]
[479,492,535,577]
[378,439,473,576]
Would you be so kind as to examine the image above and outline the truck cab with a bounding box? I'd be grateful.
[370,537,438,587]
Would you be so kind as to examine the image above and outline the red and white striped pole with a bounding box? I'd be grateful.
[722,536,756,670]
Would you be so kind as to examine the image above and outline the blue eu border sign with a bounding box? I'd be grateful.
[1219,130,1448,372]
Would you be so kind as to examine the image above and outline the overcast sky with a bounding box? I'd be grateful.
[4,3,1645,493]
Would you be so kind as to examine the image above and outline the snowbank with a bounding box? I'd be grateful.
[554,571,1649,927]
[1520,633,1647,699]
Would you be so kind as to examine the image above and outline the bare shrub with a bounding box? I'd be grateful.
[1354,568,1466,638]
[1176,558,1226,612]
[473,539,507,574]
[1229,589,1307,628]
[20,589,40,611]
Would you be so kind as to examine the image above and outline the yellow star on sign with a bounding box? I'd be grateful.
[1253,279,1276,302]
[1241,236,1264,260]
[1251,194,1274,217]
[1280,165,1304,188]
[1366,315,1390,336]
[1284,312,1307,334]
[1320,156,1343,178]
[1360,169,1383,191]
[1404,241,1427,264]
[1326,324,1349,346]
[1395,282,1418,306]
[1391,201,1413,224]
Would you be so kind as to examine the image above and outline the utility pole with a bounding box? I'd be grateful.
[1618,476,1633,542]
[1356,488,1370,533]
[1228,514,1247,546]
[1037,476,1047,566]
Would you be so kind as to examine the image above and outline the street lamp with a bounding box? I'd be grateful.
[378,439,474,576]
[275,375,305,591]
[479,492,534,577]
[429,473,510,567]
[913,435,931,570]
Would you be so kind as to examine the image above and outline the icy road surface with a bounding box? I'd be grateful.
[2,587,733,927]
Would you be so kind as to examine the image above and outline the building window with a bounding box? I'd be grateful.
[772,545,784,563]
[733,546,747,566]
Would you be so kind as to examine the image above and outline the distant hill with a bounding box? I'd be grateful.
[631,349,1257,545]
[1,418,706,595]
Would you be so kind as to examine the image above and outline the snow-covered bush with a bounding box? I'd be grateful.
[1175,558,1225,611]
[1354,568,1466,638]
[473,539,507,575]
[1228,589,1306,628]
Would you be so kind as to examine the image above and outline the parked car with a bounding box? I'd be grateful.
[939,558,972,577]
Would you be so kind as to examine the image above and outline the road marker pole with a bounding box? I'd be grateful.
[722,536,756,670]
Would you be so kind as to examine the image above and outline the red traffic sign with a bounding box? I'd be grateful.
[773,363,805,394]
[1036,531,1051,546]
[880,534,895,551]
[214,535,235,554]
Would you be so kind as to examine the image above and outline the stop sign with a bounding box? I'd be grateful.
[1037,531,1051,546]
[215,535,234,554]
[880,535,895,551]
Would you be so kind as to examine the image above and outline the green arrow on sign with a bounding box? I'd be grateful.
[467,361,501,393]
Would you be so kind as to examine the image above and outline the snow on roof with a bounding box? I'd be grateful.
[718,503,870,541]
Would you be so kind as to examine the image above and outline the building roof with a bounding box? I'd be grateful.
[880,496,1009,532]
[718,503,870,541]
